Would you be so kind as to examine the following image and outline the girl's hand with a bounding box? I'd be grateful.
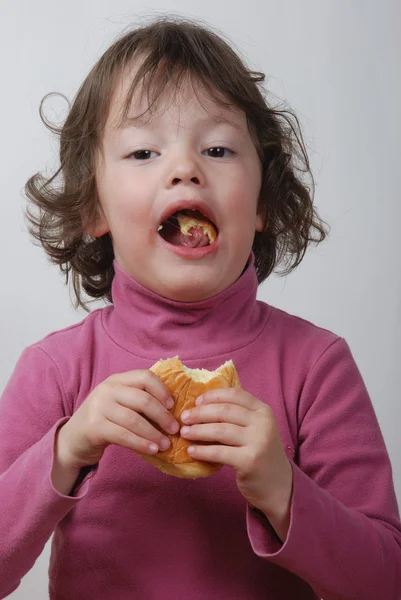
[180,389,293,539]
[55,370,180,471]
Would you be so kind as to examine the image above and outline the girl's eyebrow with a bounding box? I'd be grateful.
[119,114,246,135]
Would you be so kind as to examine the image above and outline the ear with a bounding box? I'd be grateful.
[255,213,265,232]
[85,208,110,238]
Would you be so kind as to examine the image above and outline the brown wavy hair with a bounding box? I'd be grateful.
[25,14,328,312]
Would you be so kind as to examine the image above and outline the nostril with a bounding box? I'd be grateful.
[171,177,200,185]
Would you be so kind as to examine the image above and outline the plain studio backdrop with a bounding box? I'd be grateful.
[1,1,400,598]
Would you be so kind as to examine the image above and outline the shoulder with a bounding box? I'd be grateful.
[14,306,111,411]
[33,308,107,354]
[262,304,361,411]
[263,303,348,372]
[268,304,341,346]
[24,305,109,371]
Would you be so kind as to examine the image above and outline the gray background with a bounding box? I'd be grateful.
[1,1,400,597]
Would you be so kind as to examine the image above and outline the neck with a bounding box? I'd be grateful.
[101,252,266,361]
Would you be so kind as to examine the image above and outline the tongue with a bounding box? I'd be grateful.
[163,224,210,247]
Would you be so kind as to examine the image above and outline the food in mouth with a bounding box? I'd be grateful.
[158,209,218,247]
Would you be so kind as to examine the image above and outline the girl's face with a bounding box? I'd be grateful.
[91,70,263,302]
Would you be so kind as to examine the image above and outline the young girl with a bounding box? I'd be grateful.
[1,15,400,600]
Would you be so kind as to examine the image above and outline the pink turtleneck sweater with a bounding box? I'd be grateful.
[1,253,400,600]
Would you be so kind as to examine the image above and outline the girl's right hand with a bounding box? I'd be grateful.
[55,370,180,471]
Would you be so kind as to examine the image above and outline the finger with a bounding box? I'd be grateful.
[104,402,172,451]
[196,388,258,410]
[103,419,161,455]
[181,423,245,447]
[187,443,241,469]
[180,403,249,426]
[112,385,179,435]
[109,369,173,409]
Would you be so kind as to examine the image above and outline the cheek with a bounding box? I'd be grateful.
[101,175,146,218]
[229,163,261,198]
[228,181,260,221]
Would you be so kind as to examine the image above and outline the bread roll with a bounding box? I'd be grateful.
[143,356,241,479]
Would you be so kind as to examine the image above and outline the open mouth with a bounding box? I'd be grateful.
[157,209,218,248]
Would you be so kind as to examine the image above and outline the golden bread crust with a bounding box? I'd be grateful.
[142,357,241,479]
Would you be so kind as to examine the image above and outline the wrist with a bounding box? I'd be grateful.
[52,425,83,496]
[55,422,82,473]
[260,460,293,542]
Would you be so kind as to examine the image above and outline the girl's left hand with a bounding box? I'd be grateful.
[180,388,293,532]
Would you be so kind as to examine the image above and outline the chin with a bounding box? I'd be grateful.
[160,256,251,301]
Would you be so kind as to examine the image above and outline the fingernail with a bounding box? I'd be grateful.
[195,396,203,406]
[149,443,159,454]
[181,426,190,435]
[169,421,180,434]
[159,438,170,451]
[181,410,190,422]
[167,397,174,409]
[187,446,195,455]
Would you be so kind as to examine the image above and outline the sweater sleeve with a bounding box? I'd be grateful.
[0,345,94,598]
[246,337,401,600]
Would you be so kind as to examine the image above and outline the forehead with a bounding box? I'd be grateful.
[106,64,246,133]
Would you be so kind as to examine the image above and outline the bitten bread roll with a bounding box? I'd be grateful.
[144,356,241,479]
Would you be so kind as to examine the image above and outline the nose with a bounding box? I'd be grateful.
[165,151,203,188]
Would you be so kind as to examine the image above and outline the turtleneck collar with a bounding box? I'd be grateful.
[101,251,268,361]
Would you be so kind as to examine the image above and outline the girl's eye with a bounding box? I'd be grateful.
[129,150,158,160]
[128,147,234,160]
[204,147,233,158]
